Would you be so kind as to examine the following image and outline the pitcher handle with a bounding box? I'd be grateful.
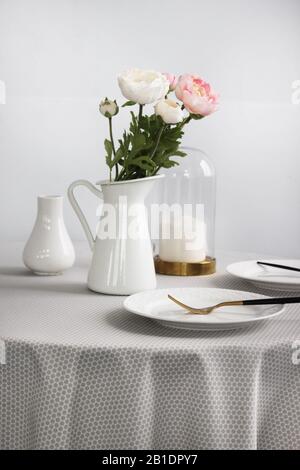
[68,179,103,251]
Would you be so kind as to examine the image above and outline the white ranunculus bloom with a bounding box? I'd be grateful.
[155,99,184,124]
[118,69,169,105]
[99,98,119,117]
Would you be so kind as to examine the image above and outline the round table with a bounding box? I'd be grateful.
[0,243,299,450]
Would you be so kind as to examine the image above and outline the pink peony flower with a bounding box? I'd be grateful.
[163,73,178,91]
[175,74,218,116]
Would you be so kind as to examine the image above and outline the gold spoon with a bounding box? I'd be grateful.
[168,294,300,315]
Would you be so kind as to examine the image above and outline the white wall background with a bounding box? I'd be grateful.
[0,0,299,256]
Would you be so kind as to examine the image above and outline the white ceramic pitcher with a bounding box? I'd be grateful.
[68,175,163,295]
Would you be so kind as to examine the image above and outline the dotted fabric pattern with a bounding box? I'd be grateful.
[0,243,300,450]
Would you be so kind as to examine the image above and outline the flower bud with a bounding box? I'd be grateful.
[99,98,119,118]
[163,73,178,91]
[155,99,184,124]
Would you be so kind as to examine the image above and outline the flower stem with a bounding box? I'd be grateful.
[178,115,191,130]
[138,104,143,128]
[150,123,165,161]
[108,117,118,180]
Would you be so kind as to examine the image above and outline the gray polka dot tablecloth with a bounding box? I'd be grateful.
[0,243,300,450]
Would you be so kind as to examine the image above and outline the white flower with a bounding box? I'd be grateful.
[155,99,184,124]
[118,68,169,105]
[99,98,119,118]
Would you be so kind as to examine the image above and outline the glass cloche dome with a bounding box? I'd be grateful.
[154,147,216,276]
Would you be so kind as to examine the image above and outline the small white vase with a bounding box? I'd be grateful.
[23,195,75,275]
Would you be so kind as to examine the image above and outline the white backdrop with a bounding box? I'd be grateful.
[0,0,300,256]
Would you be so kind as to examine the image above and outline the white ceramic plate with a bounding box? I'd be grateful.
[227,260,300,292]
[123,287,285,331]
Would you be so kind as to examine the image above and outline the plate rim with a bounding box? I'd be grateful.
[123,287,285,327]
[226,260,300,285]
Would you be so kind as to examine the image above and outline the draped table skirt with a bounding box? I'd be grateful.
[0,243,299,449]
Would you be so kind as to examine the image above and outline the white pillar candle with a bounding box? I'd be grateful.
[159,215,206,263]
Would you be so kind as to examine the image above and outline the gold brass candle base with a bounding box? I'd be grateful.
[154,256,216,276]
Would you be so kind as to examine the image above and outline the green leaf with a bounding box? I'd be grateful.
[104,139,112,157]
[111,147,123,166]
[129,111,139,134]
[161,160,179,168]
[190,113,204,120]
[127,133,147,161]
[105,156,113,169]
[172,150,187,157]
[122,100,137,107]
[104,139,114,169]
[131,133,146,149]
[132,156,156,172]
